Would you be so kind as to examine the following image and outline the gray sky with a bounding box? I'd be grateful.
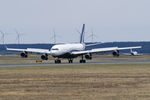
[0,0,150,44]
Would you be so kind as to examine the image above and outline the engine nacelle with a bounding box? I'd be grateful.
[41,54,48,60]
[20,52,28,58]
[85,53,92,60]
[112,50,120,57]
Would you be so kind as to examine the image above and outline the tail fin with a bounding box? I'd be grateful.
[80,24,85,43]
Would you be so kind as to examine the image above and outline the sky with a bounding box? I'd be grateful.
[0,0,150,44]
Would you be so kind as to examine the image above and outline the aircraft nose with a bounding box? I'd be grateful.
[51,50,57,56]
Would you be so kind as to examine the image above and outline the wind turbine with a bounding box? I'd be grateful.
[76,28,81,42]
[0,30,5,45]
[53,29,56,44]
[14,29,24,44]
[50,29,61,44]
[76,28,86,42]
[87,29,98,43]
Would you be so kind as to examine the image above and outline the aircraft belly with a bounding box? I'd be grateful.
[52,52,78,58]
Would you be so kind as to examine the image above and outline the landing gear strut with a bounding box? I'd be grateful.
[68,58,73,63]
[80,55,86,63]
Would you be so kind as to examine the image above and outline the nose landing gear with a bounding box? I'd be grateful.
[54,58,61,63]
[55,60,61,63]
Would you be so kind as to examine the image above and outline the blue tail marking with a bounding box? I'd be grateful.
[80,24,85,43]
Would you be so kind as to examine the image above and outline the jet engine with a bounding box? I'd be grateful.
[20,52,28,58]
[112,50,120,57]
[85,53,92,60]
[41,54,48,60]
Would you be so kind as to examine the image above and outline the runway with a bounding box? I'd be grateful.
[0,59,150,68]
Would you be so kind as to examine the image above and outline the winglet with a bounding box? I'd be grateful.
[80,24,85,43]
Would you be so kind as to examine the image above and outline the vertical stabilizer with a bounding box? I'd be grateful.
[80,24,85,43]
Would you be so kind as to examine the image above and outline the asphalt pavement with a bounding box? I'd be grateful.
[0,59,150,68]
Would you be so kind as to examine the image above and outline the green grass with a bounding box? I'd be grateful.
[0,54,150,100]
[0,64,150,100]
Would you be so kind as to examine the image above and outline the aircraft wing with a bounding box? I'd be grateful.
[7,48,27,52]
[6,48,51,54]
[71,46,142,55]
[116,46,142,50]
[71,47,118,55]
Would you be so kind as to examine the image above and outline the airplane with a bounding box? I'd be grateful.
[6,24,142,63]
[122,49,143,56]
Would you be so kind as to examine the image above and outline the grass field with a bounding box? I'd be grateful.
[0,64,150,100]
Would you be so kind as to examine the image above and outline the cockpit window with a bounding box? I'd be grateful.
[52,48,59,50]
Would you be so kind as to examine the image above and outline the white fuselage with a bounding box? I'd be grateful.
[131,51,138,55]
[50,43,85,57]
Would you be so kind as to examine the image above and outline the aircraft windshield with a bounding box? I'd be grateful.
[52,48,59,50]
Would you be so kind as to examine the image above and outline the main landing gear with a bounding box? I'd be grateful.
[54,56,87,64]
[55,59,61,63]
[80,55,86,63]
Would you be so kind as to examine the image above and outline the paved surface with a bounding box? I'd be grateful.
[0,59,150,68]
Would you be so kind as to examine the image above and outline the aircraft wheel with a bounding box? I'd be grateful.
[69,60,73,63]
[58,60,61,63]
[83,60,86,63]
[80,60,86,63]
